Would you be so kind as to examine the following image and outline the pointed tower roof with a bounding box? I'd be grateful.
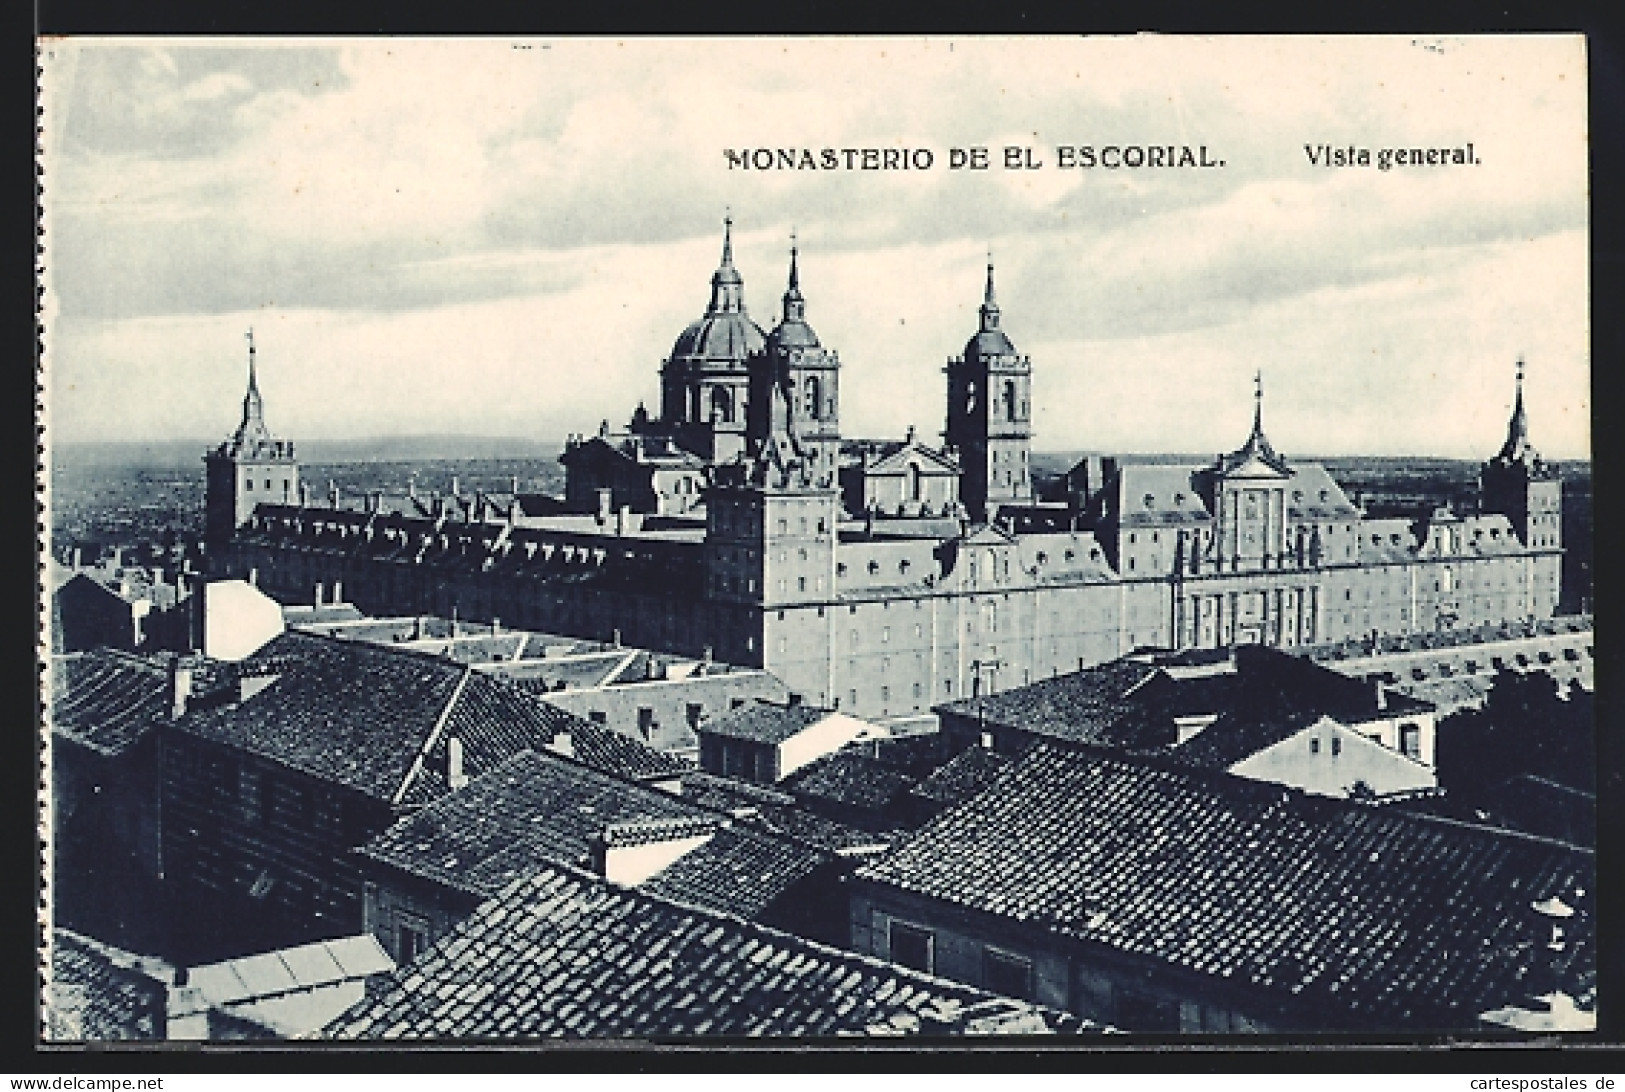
[964,254,1017,359]
[1494,358,1538,464]
[1217,371,1290,476]
[768,230,820,350]
[221,328,282,458]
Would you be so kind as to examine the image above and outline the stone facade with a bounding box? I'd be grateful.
[208,224,1566,722]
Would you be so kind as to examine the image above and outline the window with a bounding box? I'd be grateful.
[637,707,655,737]
[589,711,607,725]
[889,922,934,973]
[1309,738,1320,754]
[686,702,704,728]
[1400,723,1422,760]
[1331,736,1342,757]
[397,914,430,965]
[983,948,1035,1000]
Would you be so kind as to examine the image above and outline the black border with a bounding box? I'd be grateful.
[22,0,1625,1074]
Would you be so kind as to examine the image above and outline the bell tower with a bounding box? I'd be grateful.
[944,257,1033,522]
[205,329,300,564]
[1481,359,1562,551]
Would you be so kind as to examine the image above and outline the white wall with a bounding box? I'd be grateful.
[202,580,286,662]
[1229,717,1436,799]
[776,711,888,779]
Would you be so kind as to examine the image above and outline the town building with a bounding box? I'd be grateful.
[354,748,846,963]
[290,610,789,758]
[157,630,602,963]
[206,218,1568,723]
[694,697,888,783]
[936,644,1440,801]
[849,742,1593,1032]
[322,861,1092,1038]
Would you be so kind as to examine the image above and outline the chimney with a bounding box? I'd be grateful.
[547,729,574,759]
[314,583,325,608]
[168,659,193,720]
[299,482,311,507]
[412,616,424,640]
[616,505,630,536]
[510,475,519,495]
[612,628,622,649]
[71,546,81,571]
[1374,679,1388,712]
[328,480,339,508]
[590,816,716,887]
[451,476,461,498]
[597,488,613,526]
[492,617,501,635]
[447,736,469,790]
[332,580,343,604]
[247,567,258,587]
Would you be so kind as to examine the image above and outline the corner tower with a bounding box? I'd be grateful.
[205,330,299,564]
[1481,359,1562,551]
[944,258,1033,522]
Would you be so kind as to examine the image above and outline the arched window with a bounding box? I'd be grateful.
[1002,380,1018,422]
[907,462,922,502]
[805,376,822,420]
[710,386,733,424]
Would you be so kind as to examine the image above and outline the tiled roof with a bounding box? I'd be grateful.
[357,750,706,897]
[1168,708,1330,770]
[322,862,1085,1038]
[639,824,833,919]
[674,771,894,853]
[49,651,171,756]
[938,646,1432,758]
[695,698,829,744]
[858,744,1594,1028]
[909,745,1009,807]
[175,631,587,805]
[553,720,691,781]
[46,929,170,1041]
[935,658,1163,746]
[781,751,917,813]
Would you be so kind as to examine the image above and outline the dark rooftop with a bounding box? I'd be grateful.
[858,743,1593,1029]
[781,750,918,813]
[673,770,894,853]
[47,930,169,1041]
[358,750,828,921]
[694,698,831,744]
[174,631,588,806]
[550,720,691,782]
[638,824,833,920]
[936,645,1433,759]
[909,745,1010,808]
[323,863,1085,1038]
[50,651,171,757]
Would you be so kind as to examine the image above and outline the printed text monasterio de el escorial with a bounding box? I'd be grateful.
[724,143,1480,171]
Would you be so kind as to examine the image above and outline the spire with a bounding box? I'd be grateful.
[1218,369,1287,474]
[243,328,263,421]
[707,211,745,314]
[782,230,806,323]
[979,252,1001,331]
[1251,368,1264,440]
[1496,358,1537,463]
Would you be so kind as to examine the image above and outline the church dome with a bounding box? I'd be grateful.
[672,313,767,362]
[964,327,1016,359]
[767,238,821,350]
[964,259,1017,359]
[768,317,820,350]
[669,215,766,364]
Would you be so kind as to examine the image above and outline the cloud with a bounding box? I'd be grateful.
[39,36,1589,460]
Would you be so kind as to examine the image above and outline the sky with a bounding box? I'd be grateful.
[39,36,1589,460]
